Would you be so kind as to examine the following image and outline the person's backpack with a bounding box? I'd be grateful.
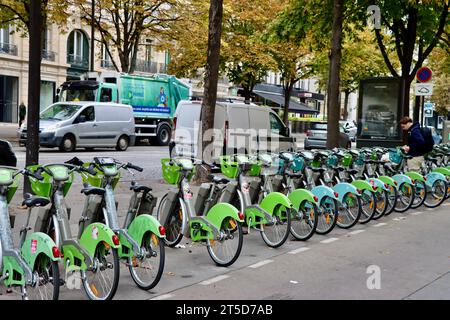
[0,140,17,167]
[419,126,435,154]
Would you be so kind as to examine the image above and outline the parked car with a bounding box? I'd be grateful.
[304,122,351,150]
[339,120,357,141]
[172,100,295,164]
[18,102,136,152]
[0,139,17,166]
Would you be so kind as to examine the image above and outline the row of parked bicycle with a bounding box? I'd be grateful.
[1,143,450,300]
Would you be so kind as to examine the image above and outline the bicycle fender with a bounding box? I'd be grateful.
[259,192,292,215]
[377,176,396,187]
[311,185,338,203]
[79,223,120,258]
[331,182,359,202]
[206,203,243,230]
[392,174,413,188]
[351,179,376,192]
[288,189,316,210]
[125,214,165,248]
[367,178,390,192]
[405,171,426,182]
[20,232,60,269]
[425,172,446,187]
[432,167,450,177]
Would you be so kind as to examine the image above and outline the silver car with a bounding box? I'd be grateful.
[18,102,136,152]
[304,122,351,150]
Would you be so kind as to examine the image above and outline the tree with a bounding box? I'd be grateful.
[220,0,284,102]
[428,46,450,116]
[313,28,393,119]
[75,0,179,73]
[354,0,449,119]
[196,0,223,182]
[0,1,69,178]
[264,35,314,125]
[326,0,344,148]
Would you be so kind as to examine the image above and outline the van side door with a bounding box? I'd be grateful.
[74,105,97,147]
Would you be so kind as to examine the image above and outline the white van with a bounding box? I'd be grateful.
[18,102,135,152]
[172,100,295,163]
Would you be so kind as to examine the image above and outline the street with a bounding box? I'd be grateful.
[2,144,450,300]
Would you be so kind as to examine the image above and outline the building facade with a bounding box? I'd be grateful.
[0,15,168,124]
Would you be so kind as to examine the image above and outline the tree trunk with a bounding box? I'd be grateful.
[402,76,412,117]
[326,0,344,149]
[25,0,43,193]
[283,82,294,125]
[195,0,223,183]
[343,90,350,120]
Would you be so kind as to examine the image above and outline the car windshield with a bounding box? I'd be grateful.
[41,104,83,121]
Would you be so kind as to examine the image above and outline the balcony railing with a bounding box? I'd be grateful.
[0,43,18,56]
[101,59,116,70]
[42,49,55,61]
[135,60,167,74]
[67,53,89,69]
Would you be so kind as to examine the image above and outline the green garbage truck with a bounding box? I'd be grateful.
[56,72,191,145]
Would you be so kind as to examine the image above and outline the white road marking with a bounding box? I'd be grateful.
[320,238,339,244]
[288,247,310,255]
[151,294,174,300]
[348,230,366,235]
[373,223,387,227]
[411,211,423,215]
[248,260,274,269]
[199,275,230,285]
[393,217,407,221]
[442,203,450,207]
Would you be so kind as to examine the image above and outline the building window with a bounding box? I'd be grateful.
[67,30,89,69]
[0,25,17,55]
[0,26,10,44]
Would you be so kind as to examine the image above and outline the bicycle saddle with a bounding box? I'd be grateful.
[22,194,50,208]
[210,174,230,184]
[81,186,106,196]
[130,185,152,194]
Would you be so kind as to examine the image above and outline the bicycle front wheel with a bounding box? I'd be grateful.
[290,200,317,241]
[207,217,243,267]
[424,179,447,208]
[82,244,120,300]
[359,190,377,223]
[372,190,389,220]
[336,192,361,229]
[129,232,165,290]
[384,185,397,216]
[411,180,426,209]
[394,183,414,213]
[25,256,60,300]
[316,196,338,234]
[260,206,291,248]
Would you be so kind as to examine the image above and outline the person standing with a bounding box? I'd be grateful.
[399,116,426,172]
[19,102,26,128]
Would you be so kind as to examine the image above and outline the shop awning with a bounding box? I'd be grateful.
[253,91,319,114]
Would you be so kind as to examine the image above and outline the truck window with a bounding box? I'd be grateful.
[100,88,112,102]
[269,113,285,136]
[61,88,97,102]
[79,106,95,122]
